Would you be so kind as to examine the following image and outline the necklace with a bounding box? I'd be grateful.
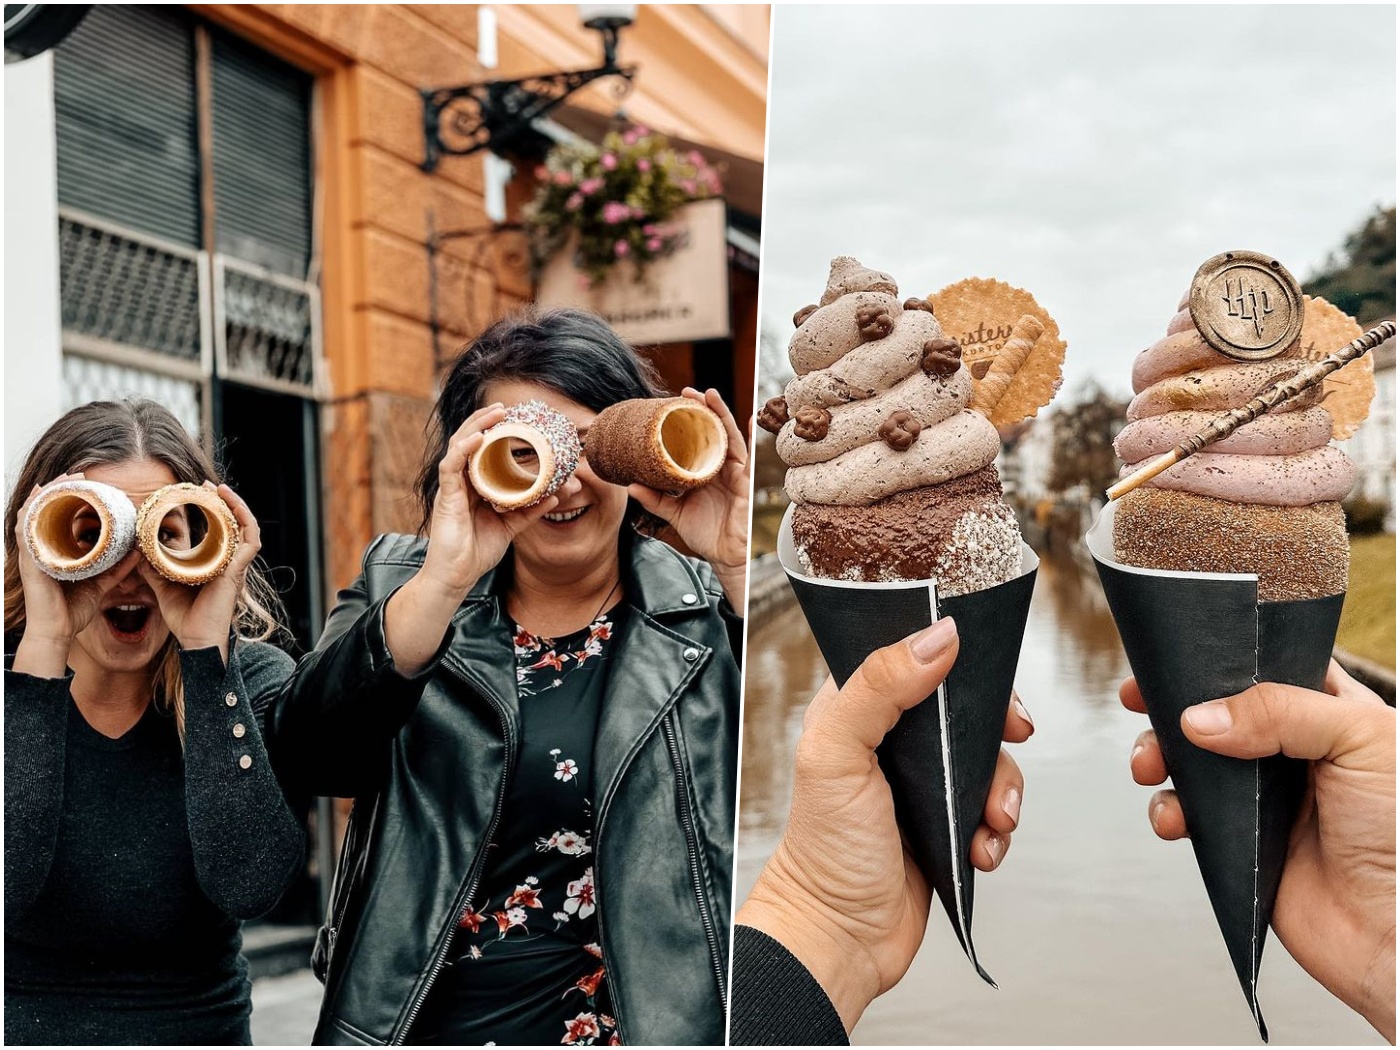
[588,577,622,626]
[512,576,621,642]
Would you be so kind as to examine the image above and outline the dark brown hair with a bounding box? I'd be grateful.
[4,399,285,738]
[416,307,666,533]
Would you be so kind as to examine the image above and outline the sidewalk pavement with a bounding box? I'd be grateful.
[251,968,321,1046]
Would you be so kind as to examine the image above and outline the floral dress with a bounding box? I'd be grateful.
[419,611,624,1047]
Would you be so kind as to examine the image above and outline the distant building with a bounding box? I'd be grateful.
[1341,331,1396,532]
[998,414,1055,505]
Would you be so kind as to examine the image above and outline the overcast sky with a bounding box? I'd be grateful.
[759,4,1396,400]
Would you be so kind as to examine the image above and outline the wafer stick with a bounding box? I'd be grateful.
[1107,320,1395,501]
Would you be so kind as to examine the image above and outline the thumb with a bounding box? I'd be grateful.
[1181,683,1393,768]
[804,618,960,774]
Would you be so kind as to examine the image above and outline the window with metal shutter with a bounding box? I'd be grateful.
[210,29,312,278]
[53,4,199,247]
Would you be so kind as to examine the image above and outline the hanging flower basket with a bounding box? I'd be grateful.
[522,124,724,287]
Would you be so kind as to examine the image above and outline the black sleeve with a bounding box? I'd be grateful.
[728,925,849,1046]
[181,640,306,919]
[3,668,72,922]
[264,551,450,799]
[718,594,744,667]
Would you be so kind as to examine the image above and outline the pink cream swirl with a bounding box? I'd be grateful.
[1114,293,1355,506]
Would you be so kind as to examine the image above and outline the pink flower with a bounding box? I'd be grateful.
[679,178,697,195]
[554,758,579,782]
[636,157,651,172]
[563,1013,601,1045]
[642,224,657,236]
[688,149,705,166]
[621,129,638,145]
[553,170,574,186]
[580,177,604,195]
[601,201,631,224]
[566,192,584,211]
[533,165,548,180]
[646,237,663,252]
[600,152,618,171]
[614,239,629,258]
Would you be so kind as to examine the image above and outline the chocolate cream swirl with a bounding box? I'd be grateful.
[775,258,1001,507]
[1114,292,1355,507]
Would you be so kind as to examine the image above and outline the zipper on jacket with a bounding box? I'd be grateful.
[391,663,515,1045]
[662,711,729,1013]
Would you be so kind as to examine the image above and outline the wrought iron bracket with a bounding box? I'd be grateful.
[421,63,636,171]
[426,215,531,369]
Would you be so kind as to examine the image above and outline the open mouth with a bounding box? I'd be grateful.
[542,506,590,525]
[103,603,153,642]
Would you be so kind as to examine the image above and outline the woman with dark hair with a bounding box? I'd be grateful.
[267,308,746,1046]
[4,399,305,1045]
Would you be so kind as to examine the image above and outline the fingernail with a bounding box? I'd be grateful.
[1002,786,1021,825]
[1012,695,1033,727]
[985,834,1003,864]
[1184,701,1232,735]
[1149,797,1166,826]
[1131,743,1144,763]
[910,617,957,663]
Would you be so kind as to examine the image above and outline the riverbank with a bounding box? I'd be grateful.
[1338,533,1396,669]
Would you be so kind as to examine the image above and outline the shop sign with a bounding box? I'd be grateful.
[536,198,731,345]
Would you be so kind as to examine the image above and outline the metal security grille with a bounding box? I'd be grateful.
[58,209,210,366]
[215,255,321,396]
[62,354,202,436]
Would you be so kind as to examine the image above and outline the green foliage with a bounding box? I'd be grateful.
[1045,383,1129,497]
[522,125,722,286]
[1304,206,1396,325]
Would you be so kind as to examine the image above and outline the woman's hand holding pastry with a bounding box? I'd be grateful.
[389,405,580,675]
[627,388,750,607]
[139,482,261,664]
[12,474,142,678]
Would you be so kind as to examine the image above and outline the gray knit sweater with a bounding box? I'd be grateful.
[4,639,305,1045]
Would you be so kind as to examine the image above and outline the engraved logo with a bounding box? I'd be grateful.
[1221,278,1274,339]
[1189,251,1303,361]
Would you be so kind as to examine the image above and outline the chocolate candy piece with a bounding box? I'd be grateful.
[903,297,935,314]
[856,303,894,342]
[793,406,832,441]
[879,410,922,450]
[793,304,819,328]
[922,337,963,378]
[758,396,791,435]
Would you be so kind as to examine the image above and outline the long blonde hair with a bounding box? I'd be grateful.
[4,400,286,740]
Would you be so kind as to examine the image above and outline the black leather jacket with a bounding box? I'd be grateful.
[266,532,739,1045]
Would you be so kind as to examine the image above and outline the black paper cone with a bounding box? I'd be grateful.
[777,504,1039,986]
[1087,503,1343,1041]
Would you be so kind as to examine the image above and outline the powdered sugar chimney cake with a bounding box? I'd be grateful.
[761,257,1029,596]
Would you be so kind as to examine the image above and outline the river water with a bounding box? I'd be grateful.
[737,552,1382,1046]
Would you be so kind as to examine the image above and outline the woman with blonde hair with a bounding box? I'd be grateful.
[4,398,305,1045]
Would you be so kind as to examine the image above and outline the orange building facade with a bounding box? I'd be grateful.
[193,3,769,599]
